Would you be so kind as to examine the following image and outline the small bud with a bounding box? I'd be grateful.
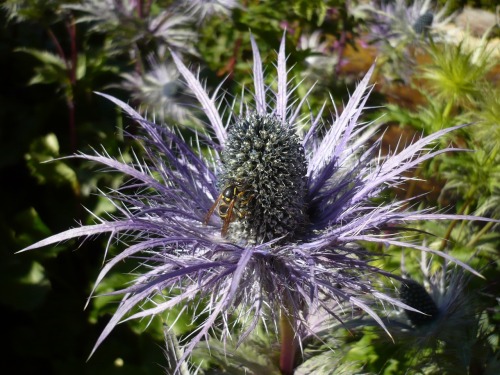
[399,279,439,326]
[413,11,434,34]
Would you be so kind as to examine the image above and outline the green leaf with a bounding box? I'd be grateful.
[25,134,79,193]
[13,207,53,247]
[76,53,87,80]
[292,0,328,25]
[0,257,51,311]
[16,47,73,88]
[16,47,66,68]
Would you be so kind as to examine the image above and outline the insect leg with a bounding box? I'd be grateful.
[203,194,223,225]
[221,199,236,237]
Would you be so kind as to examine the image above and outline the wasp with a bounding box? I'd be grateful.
[203,184,252,236]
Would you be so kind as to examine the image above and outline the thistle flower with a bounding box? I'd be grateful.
[399,278,439,326]
[357,0,456,82]
[395,265,499,374]
[298,31,339,87]
[20,35,493,371]
[360,0,455,45]
[347,256,499,374]
[119,57,197,124]
[178,0,240,24]
[67,0,198,55]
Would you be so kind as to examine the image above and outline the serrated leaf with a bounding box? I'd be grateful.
[25,134,79,192]
[16,47,67,67]
[13,208,55,249]
[16,47,72,86]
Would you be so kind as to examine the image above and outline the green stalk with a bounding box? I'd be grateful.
[279,308,297,375]
[439,193,474,251]
[442,99,454,122]
[466,221,494,248]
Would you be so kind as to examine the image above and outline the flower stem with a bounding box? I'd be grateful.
[442,99,454,122]
[279,308,296,375]
[466,221,494,248]
[439,194,474,251]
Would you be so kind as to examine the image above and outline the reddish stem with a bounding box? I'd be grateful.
[67,18,77,84]
[46,22,77,153]
[47,28,66,64]
[66,17,77,152]
[218,37,242,78]
[334,1,350,77]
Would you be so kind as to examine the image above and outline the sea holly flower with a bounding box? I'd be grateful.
[360,0,455,45]
[356,0,456,82]
[66,0,198,55]
[119,57,198,125]
[393,263,498,374]
[178,0,240,24]
[399,278,439,327]
[20,35,493,372]
[298,31,340,88]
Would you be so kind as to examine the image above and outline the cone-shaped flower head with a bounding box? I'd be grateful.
[20,35,491,366]
[399,279,439,326]
[216,112,308,243]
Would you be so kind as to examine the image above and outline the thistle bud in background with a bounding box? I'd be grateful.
[399,279,439,326]
[412,11,434,34]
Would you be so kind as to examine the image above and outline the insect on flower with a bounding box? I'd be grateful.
[18,34,498,372]
[203,183,254,236]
